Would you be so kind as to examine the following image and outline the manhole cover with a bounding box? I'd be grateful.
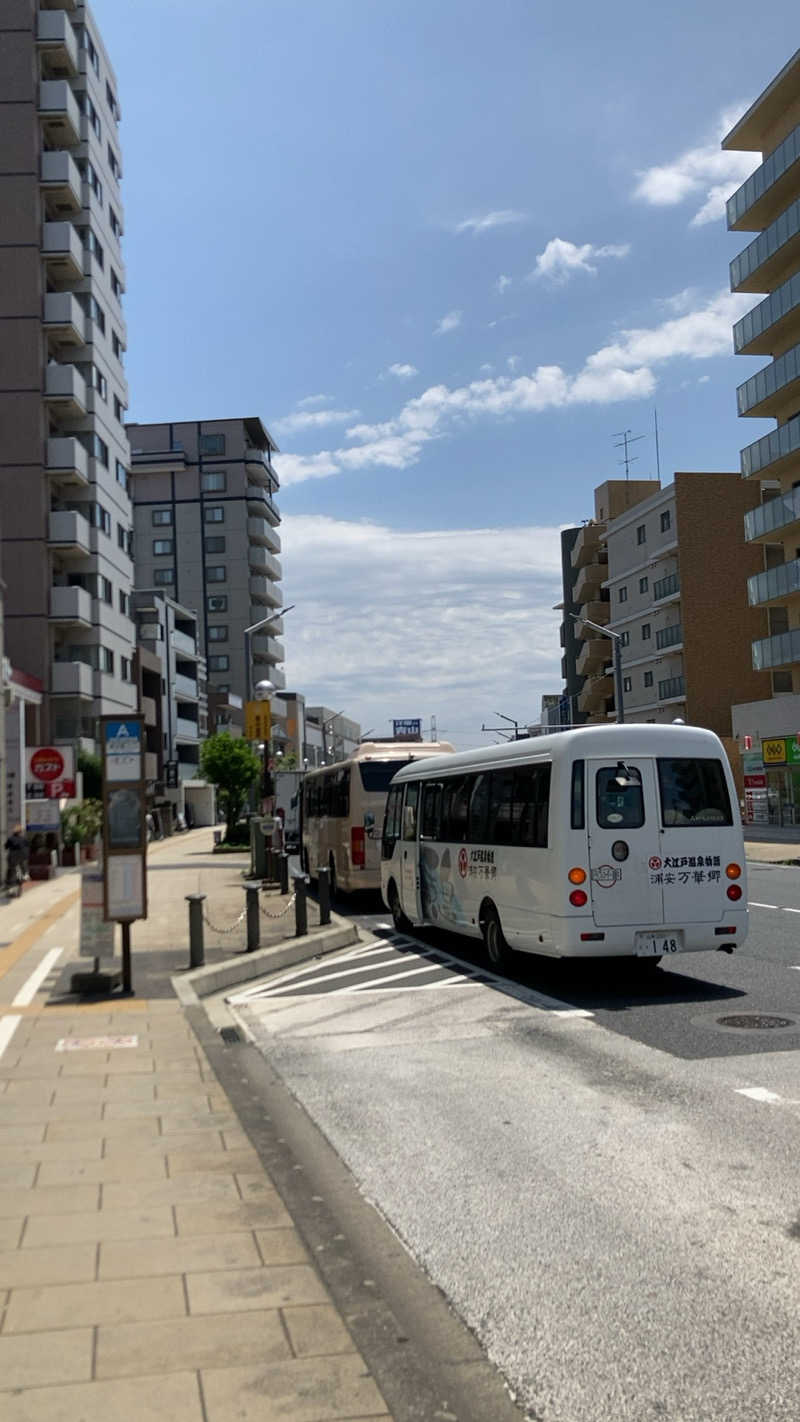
[716,1014,795,1030]
[219,1026,241,1045]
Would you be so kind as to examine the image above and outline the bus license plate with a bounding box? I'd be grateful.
[634,932,683,957]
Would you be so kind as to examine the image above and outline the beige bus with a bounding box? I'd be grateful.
[302,741,454,897]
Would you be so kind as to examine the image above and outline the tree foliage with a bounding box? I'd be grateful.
[199,733,261,840]
[77,750,103,800]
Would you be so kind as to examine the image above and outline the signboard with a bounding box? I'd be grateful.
[25,745,75,801]
[107,788,143,848]
[79,866,115,958]
[25,799,61,831]
[742,750,765,777]
[754,737,800,768]
[107,855,145,920]
[104,721,143,782]
[164,760,178,789]
[245,700,271,740]
[393,718,422,740]
[762,738,788,765]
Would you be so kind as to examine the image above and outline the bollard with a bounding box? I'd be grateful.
[293,873,308,938]
[186,894,206,969]
[318,867,331,926]
[279,852,289,895]
[252,822,267,880]
[245,881,260,953]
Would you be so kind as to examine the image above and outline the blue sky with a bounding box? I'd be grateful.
[96,0,795,747]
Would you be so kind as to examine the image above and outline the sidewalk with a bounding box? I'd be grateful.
[0,827,394,1421]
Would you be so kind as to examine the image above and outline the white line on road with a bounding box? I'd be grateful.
[228,944,405,1003]
[331,960,454,993]
[0,1014,21,1061]
[736,1086,784,1103]
[783,907,800,914]
[11,948,63,1007]
[749,901,779,909]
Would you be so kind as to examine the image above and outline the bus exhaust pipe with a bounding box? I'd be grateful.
[717,944,735,954]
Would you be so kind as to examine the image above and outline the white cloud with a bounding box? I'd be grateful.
[531,238,631,284]
[434,310,462,336]
[276,290,745,488]
[454,210,527,235]
[279,515,563,748]
[633,106,754,225]
[296,393,333,409]
[496,274,512,294]
[386,362,418,379]
[507,355,520,372]
[480,363,494,374]
[272,407,360,436]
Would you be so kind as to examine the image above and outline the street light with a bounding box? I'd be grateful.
[571,614,625,723]
[243,604,294,704]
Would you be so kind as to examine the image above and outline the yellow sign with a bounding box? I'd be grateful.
[245,701,271,741]
[762,737,787,765]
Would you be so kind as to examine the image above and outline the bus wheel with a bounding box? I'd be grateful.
[388,881,410,933]
[482,904,511,971]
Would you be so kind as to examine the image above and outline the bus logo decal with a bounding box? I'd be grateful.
[592,864,621,888]
[649,855,662,871]
[458,848,469,878]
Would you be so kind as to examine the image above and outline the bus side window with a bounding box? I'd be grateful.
[513,763,551,847]
[382,786,403,858]
[468,773,490,843]
[488,767,515,845]
[420,783,442,840]
[441,777,469,842]
[403,783,419,840]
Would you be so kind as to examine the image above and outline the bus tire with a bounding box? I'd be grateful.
[482,903,511,971]
[388,880,410,933]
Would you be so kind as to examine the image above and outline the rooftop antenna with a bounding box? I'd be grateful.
[653,408,662,481]
[614,428,645,480]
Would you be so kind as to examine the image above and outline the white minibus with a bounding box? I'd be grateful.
[380,723,748,968]
[302,741,454,896]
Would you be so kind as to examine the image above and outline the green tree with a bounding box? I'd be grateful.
[77,750,102,799]
[277,750,299,770]
[199,733,261,841]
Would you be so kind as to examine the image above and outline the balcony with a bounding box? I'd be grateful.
[737,341,800,418]
[734,270,800,356]
[570,522,605,570]
[36,9,79,73]
[47,437,89,486]
[268,665,286,691]
[579,674,613,715]
[247,516,282,549]
[253,636,284,665]
[745,486,800,541]
[248,546,282,580]
[655,622,683,651]
[730,194,800,293]
[248,576,282,609]
[37,80,81,146]
[49,584,91,625]
[652,572,680,604]
[658,675,686,703]
[175,717,199,741]
[129,447,188,471]
[727,123,800,233]
[51,660,93,698]
[44,362,87,417]
[174,673,198,700]
[39,150,82,213]
[171,628,197,657]
[249,610,283,636]
[48,508,90,555]
[43,290,85,344]
[747,556,800,608]
[574,600,609,629]
[573,559,608,605]
[752,626,800,671]
[576,639,610,678]
[741,412,800,479]
[42,221,83,281]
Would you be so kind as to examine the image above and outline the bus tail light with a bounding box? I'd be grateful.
[725,863,742,879]
[351,826,366,868]
[568,867,587,885]
[726,883,742,901]
[569,889,588,908]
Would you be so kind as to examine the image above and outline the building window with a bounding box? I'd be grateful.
[199,433,225,455]
[85,294,105,333]
[204,506,225,524]
[153,568,174,586]
[85,432,108,466]
[120,656,130,681]
[205,536,226,553]
[109,207,122,240]
[100,576,112,605]
[773,670,793,693]
[112,330,124,361]
[80,27,100,75]
[117,523,125,548]
[641,622,651,640]
[81,160,103,205]
[207,625,228,642]
[119,589,128,615]
[102,647,113,674]
[619,585,628,603]
[86,501,111,534]
[623,676,632,694]
[639,575,648,594]
[110,268,122,300]
[105,81,119,121]
[153,538,173,556]
[644,670,654,688]
[660,509,671,533]
[107,144,121,181]
[114,395,125,423]
[78,87,101,135]
[208,654,230,671]
[620,630,630,648]
[80,225,104,268]
[201,471,227,492]
[152,509,172,526]
[206,566,226,583]
[636,524,646,545]
[207,594,228,612]
[115,458,129,490]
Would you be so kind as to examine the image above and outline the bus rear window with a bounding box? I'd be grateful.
[358,760,413,794]
[657,758,732,827]
[596,765,644,829]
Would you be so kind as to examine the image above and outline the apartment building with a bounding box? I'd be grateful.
[131,589,209,825]
[0,2,136,750]
[603,474,768,738]
[127,418,284,706]
[724,51,800,823]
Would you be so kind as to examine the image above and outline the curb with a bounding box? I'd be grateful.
[171,913,359,1005]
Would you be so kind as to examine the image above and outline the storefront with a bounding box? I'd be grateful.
[742,738,800,828]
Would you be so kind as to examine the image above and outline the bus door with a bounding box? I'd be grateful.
[656,755,738,923]
[400,783,422,920]
[587,758,664,927]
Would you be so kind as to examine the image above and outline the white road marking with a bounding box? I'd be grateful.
[228,942,399,1003]
[331,960,453,993]
[12,948,63,1007]
[749,901,779,909]
[258,953,443,997]
[0,1015,21,1061]
[736,1086,784,1103]
[783,907,800,914]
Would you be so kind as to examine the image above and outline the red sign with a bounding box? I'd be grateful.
[30,747,65,782]
[743,773,767,789]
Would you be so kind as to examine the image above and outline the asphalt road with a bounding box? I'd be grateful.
[232,863,800,1422]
